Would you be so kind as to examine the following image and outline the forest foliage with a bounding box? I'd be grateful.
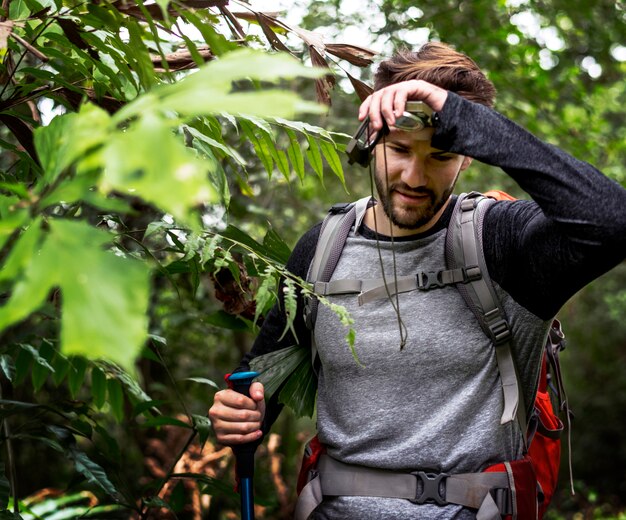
[0,0,624,518]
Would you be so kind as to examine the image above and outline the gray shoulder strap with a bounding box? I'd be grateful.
[447,192,527,431]
[305,197,371,369]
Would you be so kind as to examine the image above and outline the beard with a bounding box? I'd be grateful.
[374,175,457,230]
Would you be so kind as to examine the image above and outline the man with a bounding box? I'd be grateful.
[209,42,626,518]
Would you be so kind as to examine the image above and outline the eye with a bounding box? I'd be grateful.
[430,153,455,162]
[386,144,410,154]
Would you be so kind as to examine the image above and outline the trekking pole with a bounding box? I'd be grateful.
[227,371,260,520]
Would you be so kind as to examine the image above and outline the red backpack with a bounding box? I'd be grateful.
[297,191,571,518]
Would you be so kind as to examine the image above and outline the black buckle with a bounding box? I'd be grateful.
[329,202,353,214]
[411,471,448,505]
[489,318,512,344]
[417,271,444,291]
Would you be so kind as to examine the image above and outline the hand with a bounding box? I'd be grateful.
[358,79,448,133]
[209,382,266,445]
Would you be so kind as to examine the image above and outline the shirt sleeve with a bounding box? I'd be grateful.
[432,92,626,319]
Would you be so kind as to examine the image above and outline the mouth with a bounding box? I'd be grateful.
[393,190,430,205]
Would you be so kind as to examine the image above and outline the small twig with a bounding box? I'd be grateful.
[0,378,19,514]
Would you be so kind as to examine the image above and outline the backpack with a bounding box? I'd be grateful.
[298,191,570,519]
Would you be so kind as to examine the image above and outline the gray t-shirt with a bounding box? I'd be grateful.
[312,226,548,518]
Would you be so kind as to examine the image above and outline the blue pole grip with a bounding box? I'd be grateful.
[227,371,259,520]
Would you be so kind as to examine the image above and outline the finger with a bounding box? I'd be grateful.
[213,418,262,436]
[358,96,372,121]
[215,389,258,410]
[249,382,265,402]
[367,92,384,132]
[209,403,262,423]
[217,430,264,446]
[379,87,399,127]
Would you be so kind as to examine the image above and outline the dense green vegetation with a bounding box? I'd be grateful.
[0,0,624,518]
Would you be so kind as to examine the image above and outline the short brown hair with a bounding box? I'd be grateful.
[374,42,496,107]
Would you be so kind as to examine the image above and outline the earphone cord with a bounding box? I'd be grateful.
[367,130,408,349]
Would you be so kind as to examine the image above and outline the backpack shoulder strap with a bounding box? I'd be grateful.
[446,192,527,431]
[304,197,371,369]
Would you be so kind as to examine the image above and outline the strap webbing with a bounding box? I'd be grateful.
[294,455,511,520]
[451,193,527,431]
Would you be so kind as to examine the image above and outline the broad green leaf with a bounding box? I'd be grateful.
[38,171,133,214]
[50,349,71,386]
[18,344,55,373]
[262,227,291,265]
[107,378,124,423]
[0,201,27,253]
[67,357,88,399]
[91,366,107,409]
[33,104,110,186]
[97,362,152,405]
[0,220,150,372]
[0,219,43,284]
[67,445,121,499]
[102,112,217,226]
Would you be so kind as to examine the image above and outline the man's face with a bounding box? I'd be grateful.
[373,128,471,234]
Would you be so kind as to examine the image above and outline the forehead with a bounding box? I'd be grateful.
[384,127,437,146]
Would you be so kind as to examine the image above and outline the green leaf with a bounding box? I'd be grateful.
[319,138,346,186]
[270,148,290,181]
[97,362,152,406]
[91,366,107,409]
[33,104,110,186]
[285,129,305,181]
[278,353,317,418]
[191,414,212,446]
[204,310,250,331]
[64,442,121,499]
[107,378,124,423]
[67,357,88,399]
[305,135,325,183]
[102,112,217,226]
[0,355,15,383]
[254,270,277,325]
[0,220,150,372]
[250,345,307,398]
[0,219,43,284]
[238,118,274,176]
[262,227,291,265]
[185,377,219,389]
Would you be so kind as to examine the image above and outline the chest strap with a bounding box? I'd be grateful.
[313,265,481,305]
[295,454,512,520]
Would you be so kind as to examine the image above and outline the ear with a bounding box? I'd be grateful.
[460,156,473,171]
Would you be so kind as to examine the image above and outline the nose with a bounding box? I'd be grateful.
[400,155,427,188]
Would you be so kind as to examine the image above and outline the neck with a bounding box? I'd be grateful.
[363,197,452,237]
